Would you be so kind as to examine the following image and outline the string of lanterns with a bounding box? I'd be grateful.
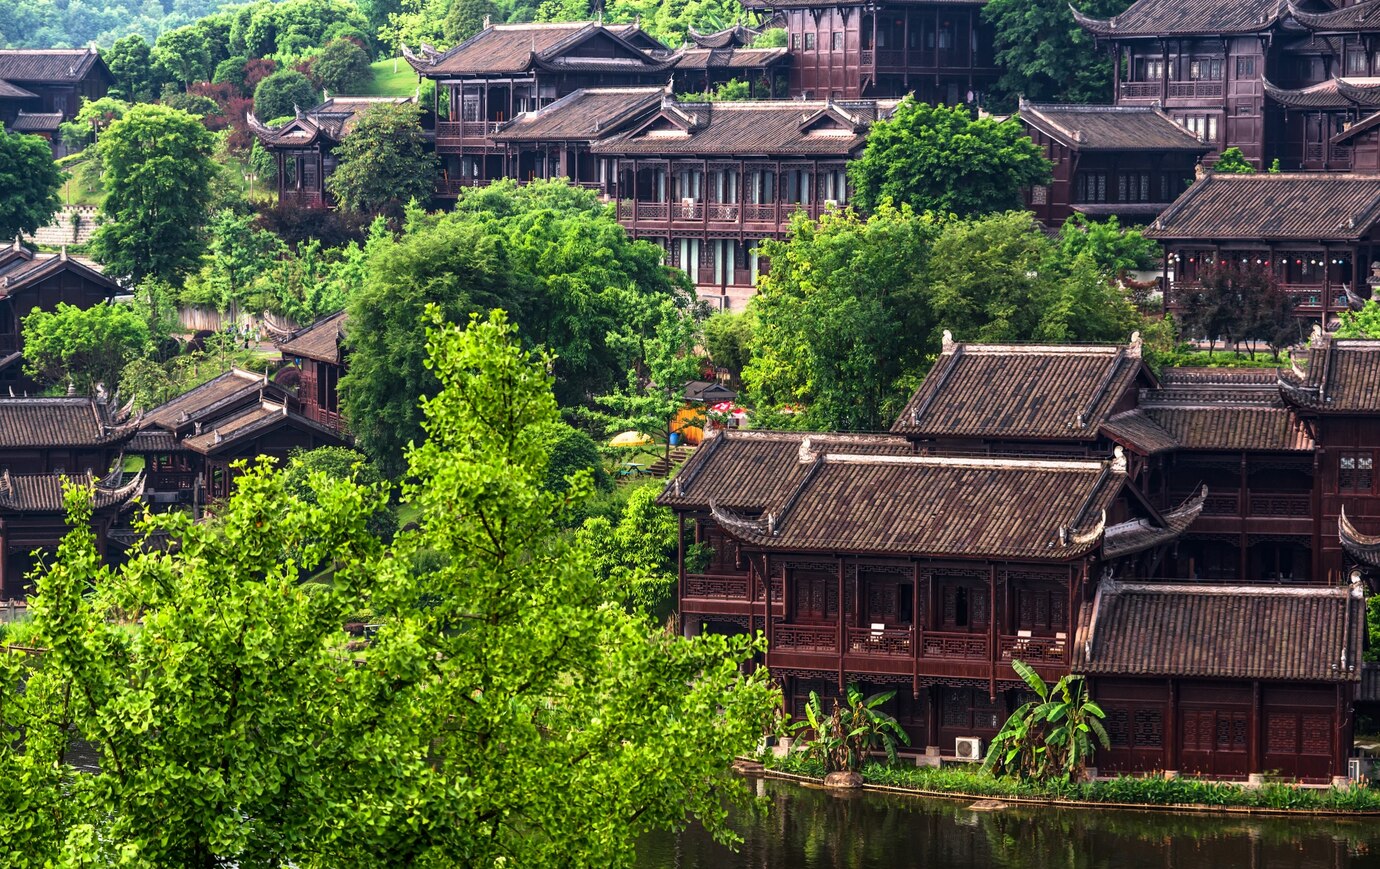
[1165,252,1348,266]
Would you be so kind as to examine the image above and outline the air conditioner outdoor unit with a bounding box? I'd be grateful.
[1349,757,1370,783]
[955,736,982,761]
[824,198,838,209]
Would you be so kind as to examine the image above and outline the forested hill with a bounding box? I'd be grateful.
[0,0,238,49]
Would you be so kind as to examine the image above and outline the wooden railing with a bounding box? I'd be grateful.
[772,623,838,653]
[918,631,988,661]
[847,626,912,657]
[1167,81,1223,98]
[435,121,503,144]
[684,573,750,600]
[860,48,873,65]
[1247,492,1311,517]
[1120,81,1162,99]
[280,189,323,208]
[998,634,1067,665]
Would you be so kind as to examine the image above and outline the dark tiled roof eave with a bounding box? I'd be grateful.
[490,87,663,142]
[1019,102,1208,152]
[0,48,103,84]
[1073,0,1286,38]
[1075,581,1365,683]
[279,310,347,363]
[1147,173,1380,241]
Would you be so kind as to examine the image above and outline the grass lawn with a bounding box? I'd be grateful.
[57,158,104,207]
[364,58,424,97]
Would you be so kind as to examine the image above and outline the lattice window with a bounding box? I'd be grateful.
[1339,451,1374,493]
[1133,709,1163,747]
[1106,710,1130,747]
[1266,714,1296,754]
[941,688,970,727]
[1302,715,1332,755]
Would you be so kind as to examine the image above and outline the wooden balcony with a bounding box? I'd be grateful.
[1120,81,1162,99]
[434,120,503,150]
[1170,489,1311,518]
[279,189,324,209]
[918,630,988,661]
[617,199,832,235]
[1120,80,1222,101]
[847,626,912,657]
[684,573,750,600]
[998,634,1067,665]
[1169,281,1338,316]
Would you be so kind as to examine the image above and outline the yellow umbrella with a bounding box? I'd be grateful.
[609,430,654,447]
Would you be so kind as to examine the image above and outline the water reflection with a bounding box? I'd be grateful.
[636,778,1379,869]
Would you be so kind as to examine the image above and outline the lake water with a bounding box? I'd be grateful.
[635,777,1380,869]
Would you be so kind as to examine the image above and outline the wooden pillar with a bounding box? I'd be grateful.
[1323,243,1333,316]
[1250,680,1262,774]
[630,158,638,234]
[837,558,845,691]
[987,563,997,700]
[1165,678,1179,774]
[912,561,920,699]
[1239,452,1249,580]
[1161,40,1169,104]
[1335,684,1350,779]
[0,520,7,601]
[676,514,685,633]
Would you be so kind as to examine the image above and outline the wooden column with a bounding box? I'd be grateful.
[1250,680,1262,774]
[0,520,7,601]
[1161,40,1169,104]
[1165,679,1179,774]
[837,558,845,691]
[677,514,685,635]
[1239,452,1249,580]
[987,563,997,700]
[912,561,920,699]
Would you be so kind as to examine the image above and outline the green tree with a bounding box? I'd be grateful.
[1338,298,1380,339]
[443,0,495,43]
[200,208,288,314]
[340,216,515,475]
[281,445,398,540]
[983,0,1128,108]
[927,210,1138,344]
[0,130,62,240]
[983,660,1109,782]
[21,302,150,392]
[89,104,217,285]
[104,34,161,102]
[312,37,373,93]
[57,96,130,154]
[1053,213,1158,277]
[152,24,213,88]
[253,69,319,123]
[593,296,705,460]
[326,102,438,214]
[751,27,787,47]
[849,97,1052,218]
[212,54,251,95]
[540,421,609,495]
[1213,147,1255,174]
[702,309,753,381]
[576,483,678,616]
[744,205,939,431]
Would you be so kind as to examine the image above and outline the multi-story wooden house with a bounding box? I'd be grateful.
[0,242,122,391]
[591,95,896,307]
[278,310,349,436]
[0,392,142,600]
[659,333,1376,783]
[743,0,998,102]
[1147,172,1380,321]
[404,22,677,189]
[247,96,418,209]
[0,48,111,128]
[1018,101,1210,226]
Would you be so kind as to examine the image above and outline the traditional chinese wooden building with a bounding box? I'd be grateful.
[0,48,111,129]
[1018,101,1209,226]
[592,95,896,307]
[0,242,122,390]
[671,46,791,97]
[278,310,348,435]
[247,95,417,209]
[660,333,1376,783]
[743,0,998,102]
[134,368,346,508]
[1146,172,1380,322]
[404,22,677,189]
[0,392,141,600]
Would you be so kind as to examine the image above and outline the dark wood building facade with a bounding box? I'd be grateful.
[745,0,998,102]
[1146,172,1380,322]
[660,334,1375,783]
[0,48,111,130]
[248,96,418,209]
[0,393,141,600]
[0,243,122,390]
[1018,101,1209,226]
[278,310,349,435]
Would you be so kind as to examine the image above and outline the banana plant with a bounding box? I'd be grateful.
[983,659,1109,782]
[792,683,911,771]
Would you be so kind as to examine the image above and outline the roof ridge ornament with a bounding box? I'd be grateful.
[1128,330,1142,357]
[940,329,955,352]
[1111,445,1127,474]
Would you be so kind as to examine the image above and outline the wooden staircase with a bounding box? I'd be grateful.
[646,445,694,478]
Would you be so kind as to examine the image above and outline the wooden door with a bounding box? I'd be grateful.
[791,570,836,623]
[1180,707,1248,778]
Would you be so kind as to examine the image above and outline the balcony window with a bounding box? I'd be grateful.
[1188,58,1222,81]
[1075,172,1107,203]
[804,32,816,50]
[832,32,843,51]
[1235,56,1255,78]
[1340,451,1375,493]
[938,23,953,49]
[1347,50,1367,75]
[791,32,800,50]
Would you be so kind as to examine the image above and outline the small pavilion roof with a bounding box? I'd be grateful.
[0,394,137,449]
[1019,101,1209,152]
[1075,580,1365,682]
[1147,172,1380,241]
[279,310,347,364]
[0,244,119,297]
[1072,0,1286,38]
[247,95,414,147]
[0,79,38,100]
[140,369,278,434]
[687,23,761,48]
[1340,507,1380,568]
[9,110,61,132]
[180,399,343,455]
[891,332,1152,442]
[671,47,790,71]
[1265,76,1380,110]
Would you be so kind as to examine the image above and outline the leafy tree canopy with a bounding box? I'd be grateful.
[0,129,62,239]
[103,35,161,102]
[983,0,1129,108]
[1212,147,1256,174]
[850,98,1052,218]
[22,302,150,393]
[444,0,496,43]
[253,69,320,123]
[325,102,438,213]
[1338,298,1380,339]
[312,36,373,93]
[89,104,217,285]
